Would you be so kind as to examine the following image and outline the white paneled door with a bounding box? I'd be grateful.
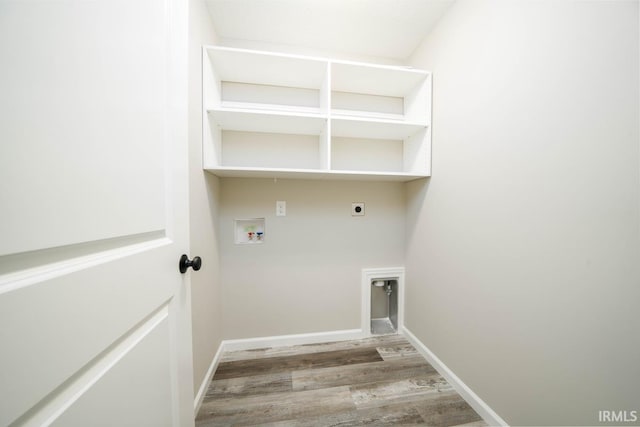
[0,1,194,426]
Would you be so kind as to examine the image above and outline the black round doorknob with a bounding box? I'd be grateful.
[179,254,202,274]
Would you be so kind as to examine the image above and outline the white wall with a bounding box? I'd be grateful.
[406,1,640,425]
[220,178,405,339]
[205,37,408,340]
[188,11,407,401]
[188,0,223,398]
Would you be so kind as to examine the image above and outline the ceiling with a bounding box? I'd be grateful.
[205,0,455,61]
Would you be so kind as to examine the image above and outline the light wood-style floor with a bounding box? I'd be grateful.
[196,334,487,426]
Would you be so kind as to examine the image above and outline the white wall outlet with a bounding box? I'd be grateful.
[276,200,286,216]
[352,202,365,216]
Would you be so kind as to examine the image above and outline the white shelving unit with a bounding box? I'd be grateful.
[202,46,431,181]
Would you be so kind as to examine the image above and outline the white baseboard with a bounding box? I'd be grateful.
[221,328,364,352]
[193,341,224,415]
[401,326,509,427]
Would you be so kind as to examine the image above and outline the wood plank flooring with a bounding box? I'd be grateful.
[196,335,487,426]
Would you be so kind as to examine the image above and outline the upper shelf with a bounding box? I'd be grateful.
[206,46,328,90]
[204,45,430,95]
[331,61,429,98]
[208,108,327,135]
[331,116,426,140]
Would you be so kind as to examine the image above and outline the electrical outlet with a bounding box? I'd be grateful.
[352,202,365,216]
[276,200,286,216]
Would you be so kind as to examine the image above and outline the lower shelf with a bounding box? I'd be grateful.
[205,166,429,182]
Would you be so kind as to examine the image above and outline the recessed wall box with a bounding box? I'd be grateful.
[235,218,265,244]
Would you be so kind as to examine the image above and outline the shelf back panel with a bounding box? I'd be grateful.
[332,91,403,117]
[222,82,320,112]
[222,130,321,170]
[331,137,404,173]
